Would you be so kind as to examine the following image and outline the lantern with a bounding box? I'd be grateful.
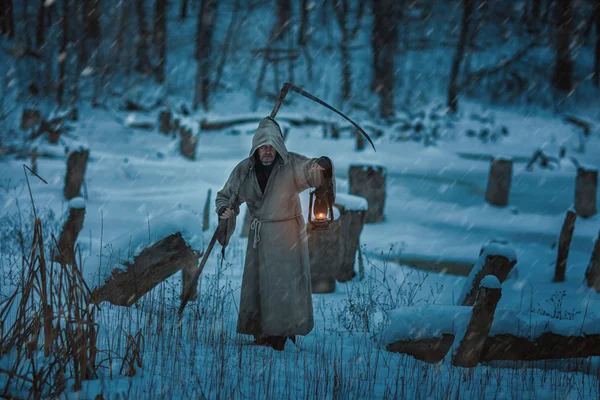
[308,187,334,230]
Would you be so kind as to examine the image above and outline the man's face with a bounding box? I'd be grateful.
[258,145,276,165]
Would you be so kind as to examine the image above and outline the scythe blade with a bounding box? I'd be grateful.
[269,82,376,152]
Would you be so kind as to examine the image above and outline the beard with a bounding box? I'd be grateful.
[261,160,273,166]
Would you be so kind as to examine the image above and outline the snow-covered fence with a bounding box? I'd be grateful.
[553,209,577,283]
[64,146,89,200]
[574,167,597,218]
[54,198,86,265]
[457,241,517,306]
[382,278,600,366]
[584,233,600,291]
[348,164,386,223]
[485,157,512,207]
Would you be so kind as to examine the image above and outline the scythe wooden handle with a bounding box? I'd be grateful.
[178,221,225,317]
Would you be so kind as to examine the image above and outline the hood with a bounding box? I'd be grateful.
[249,117,288,164]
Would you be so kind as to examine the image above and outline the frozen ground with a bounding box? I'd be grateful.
[1,97,600,398]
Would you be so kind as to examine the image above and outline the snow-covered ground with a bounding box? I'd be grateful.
[1,96,600,398]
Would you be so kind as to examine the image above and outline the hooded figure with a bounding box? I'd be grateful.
[215,117,334,350]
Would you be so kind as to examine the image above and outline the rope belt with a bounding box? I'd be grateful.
[250,214,302,249]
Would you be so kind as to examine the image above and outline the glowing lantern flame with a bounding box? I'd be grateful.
[316,212,327,220]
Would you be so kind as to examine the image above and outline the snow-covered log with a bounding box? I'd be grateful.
[54,198,86,265]
[575,167,597,218]
[585,232,600,291]
[64,146,89,200]
[91,232,200,306]
[458,241,516,306]
[485,157,512,207]
[348,164,386,223]
[553,209,577,282]
[453,276,502,367]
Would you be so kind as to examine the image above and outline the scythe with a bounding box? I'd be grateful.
[269,83,377,152]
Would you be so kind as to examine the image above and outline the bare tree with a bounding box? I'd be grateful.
[298,0,309,46]
[154,0,167,83]
[447,0,474,113]
[551,0,574,92]
[332,0,352,100]
[135,0,152,74]
[36,0,46,47]
[193,0,217,110]
[372,0,399,119]
[180,0,188,20]
[115,0,131,70]
[58,0,69,106]
[82,0,101,65]
[1,0,15,39]
[595,0,600,87]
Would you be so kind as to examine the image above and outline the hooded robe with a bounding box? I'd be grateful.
[215,117,333,338]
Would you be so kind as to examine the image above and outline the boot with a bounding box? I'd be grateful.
[268,336,286,351]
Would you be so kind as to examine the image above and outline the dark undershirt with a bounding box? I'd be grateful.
[254,153,278,194]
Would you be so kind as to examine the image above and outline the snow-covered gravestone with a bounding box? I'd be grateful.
[453,276,502,368]
[348,164,386,223]
[64,145,89,200]
[54,197,86,265]
[158,110,172,134]
[575,166,597,218]
[307,219,341,293]
[334,193,367,282]
[457,241,516,306]
[485,156,512,207]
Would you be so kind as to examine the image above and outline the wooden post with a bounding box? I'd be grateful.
[459,241,517,306]
[64,148,89,200]
[21,109,41,130]
[553,210,577,282]
[91,233,200,306]
[585,232,600,291]
[355,129,365,151]
[179,129,197,160]
[334,204,366,282]
[158,110,172,133]
[331,123,340,139]
[349,165,386,223]
[307,222,341,293]
[575,167,597,218]
[485,157,513,207]
[202,189,212,231]
[453,276,502,368]
[31,149,38,174]
[55,199,86,265]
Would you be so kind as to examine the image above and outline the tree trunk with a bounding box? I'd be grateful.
[448,0,473,113]
[82,0,101,65]
[551,0,574,92]
[333,0,352,100]
[154,0,167,83]
[91,233,201,306]
[595,0,600,87]
[371,0,383,92]
[135,0,152,74]
[553,210,577,282]
[115,0,130,69]
[298,0,309,46]
[58,0,69,106]
[180,0,188,20]
[36,0,46,48]
[1,0,15,39]
[379,0,399,119]
[193,0,217,110]
[275,0,292,42]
